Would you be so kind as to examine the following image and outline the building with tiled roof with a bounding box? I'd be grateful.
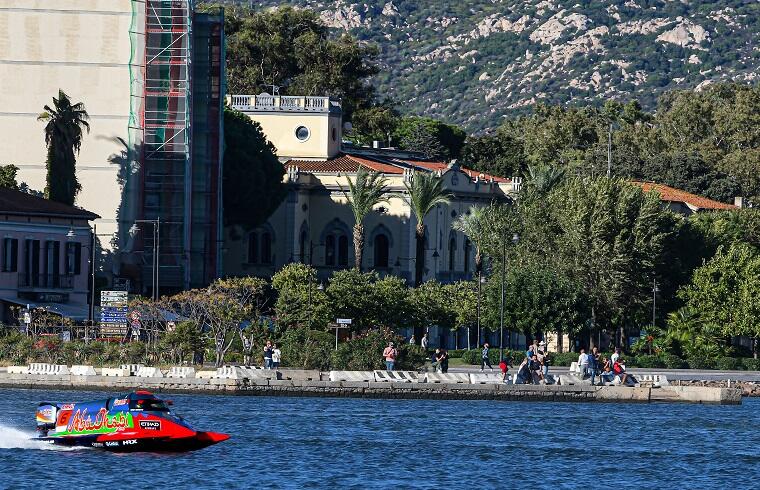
[225,95,520,286]
[0,187,99,324]
[631,181,738,215]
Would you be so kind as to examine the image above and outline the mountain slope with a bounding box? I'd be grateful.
[245,0,760,131]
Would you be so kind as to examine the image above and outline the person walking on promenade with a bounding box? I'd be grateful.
[383,342,398,371]
[432,348,441,372]
[243,337,252,366]
[499,356,511,383]
[588,346,600,385]
[421,333,429,350]
[409,335,416,345]
[272,343,281,370]
[577,348,589,377]
[537,343,550,380]
[480,343,493,371]
[439,349,450,373]
[263,341,274,370]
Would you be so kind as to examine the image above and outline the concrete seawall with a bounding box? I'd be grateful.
[0,372,741,405]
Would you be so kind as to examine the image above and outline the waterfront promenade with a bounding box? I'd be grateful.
[0,365,743,405]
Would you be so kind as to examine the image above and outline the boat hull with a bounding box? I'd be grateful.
[39,431,229,452]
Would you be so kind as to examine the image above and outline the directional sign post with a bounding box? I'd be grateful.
[331,319,352,350]
[100,290,129,338]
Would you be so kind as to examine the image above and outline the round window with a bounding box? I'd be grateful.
[295,126,310,141]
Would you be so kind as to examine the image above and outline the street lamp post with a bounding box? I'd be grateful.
[67,225,101,343]
[499,233,519,360]
[476,271,486,347]
[652,278,659,328]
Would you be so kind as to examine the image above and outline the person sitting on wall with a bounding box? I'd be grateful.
[600,357,615,385]
[516,357,532,384]
[613,358,631,386]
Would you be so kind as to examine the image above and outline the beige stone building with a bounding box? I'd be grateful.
[0,1,225,296]
[224,95,519,286]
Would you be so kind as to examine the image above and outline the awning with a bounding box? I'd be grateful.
[0,297,90,322]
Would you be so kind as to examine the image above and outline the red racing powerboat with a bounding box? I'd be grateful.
[35,391,229,452]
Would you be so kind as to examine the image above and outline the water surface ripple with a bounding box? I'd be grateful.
[0,388,757,489]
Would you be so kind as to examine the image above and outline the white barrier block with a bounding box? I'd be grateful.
[215,366,247,379]
[569,362,581,374]
[166,367,196,379]
[196,370,217,379]
[119,364,144,376]
[7,366,29,374]
[425,373,471,384]
[101,367,130,377]
[134,366,163,378]
[51,365,69,376]
[373,370,419,383]
[70,365,97,376]
[328,371,375,382]
[29,363,52,375]
[635,374,669,387]
[469,373,505,384]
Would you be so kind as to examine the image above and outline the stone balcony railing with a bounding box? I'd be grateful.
[227,94,342,114]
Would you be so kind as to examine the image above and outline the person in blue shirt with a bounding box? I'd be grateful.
[480,343,493,371]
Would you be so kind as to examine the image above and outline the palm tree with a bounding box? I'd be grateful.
[38,90,90,205]
[340,166,389,270]
[524,164,565,196]
[453,206,491,348]
[399,171,451,286]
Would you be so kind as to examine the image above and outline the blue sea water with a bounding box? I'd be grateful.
[0,388,758,489]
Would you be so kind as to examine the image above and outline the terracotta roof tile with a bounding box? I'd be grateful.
[631,181,737,211]
[400,159,511,183]
[286,154,404,174]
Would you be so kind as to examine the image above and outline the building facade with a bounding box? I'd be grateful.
[0,1,224,297]
[0,188,98,323]
[224,95,519,285]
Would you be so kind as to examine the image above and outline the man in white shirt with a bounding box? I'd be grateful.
[577,348,589,377]
[421,333,429,350]
[611,348,621,365]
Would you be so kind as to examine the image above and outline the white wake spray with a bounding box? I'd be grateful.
[0,424,78,451]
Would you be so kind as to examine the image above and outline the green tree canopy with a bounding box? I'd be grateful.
[223,107,286,230]
[0,164,19,190]
[220,6,378,120]
[394,116,466,160]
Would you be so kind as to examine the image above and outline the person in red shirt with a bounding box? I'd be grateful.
[498,356,511,383]
[613,358,629,385]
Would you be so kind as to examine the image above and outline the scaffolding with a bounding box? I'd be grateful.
[141,0,192,293]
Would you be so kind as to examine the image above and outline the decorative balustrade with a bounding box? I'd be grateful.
[227,95,340,113]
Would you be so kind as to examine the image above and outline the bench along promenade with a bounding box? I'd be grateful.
[0,364,742,405]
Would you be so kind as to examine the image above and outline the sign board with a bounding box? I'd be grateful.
[100,290,128,338]
[336,318,352,325]
[22,311,31,325]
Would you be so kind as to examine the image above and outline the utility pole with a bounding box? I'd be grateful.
[607,122,613,178]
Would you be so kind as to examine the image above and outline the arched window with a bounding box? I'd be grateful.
[299,229,308,263]
[448,236,456,271]
[338,235,349,266]
[464,238,471,274]
[261,232,272,265]
[247,232,259,264]
[374,234,389,268]
[325,235,336,266]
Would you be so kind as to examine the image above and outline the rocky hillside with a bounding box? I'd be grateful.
[245,0,760,131]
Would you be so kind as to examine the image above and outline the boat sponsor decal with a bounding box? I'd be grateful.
[61,404,74,410]
[113,398,128,407]
[53,408,134,436]
[36,407,55,423]
[139,420,161,431]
